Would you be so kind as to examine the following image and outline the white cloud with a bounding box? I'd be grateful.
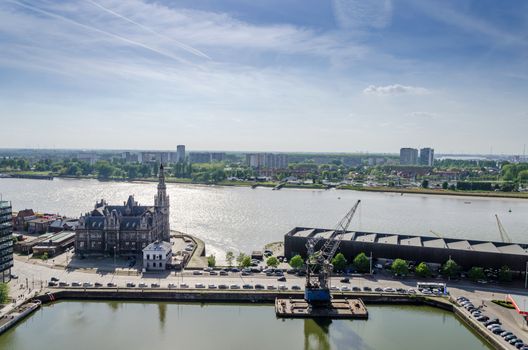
[332,0,393,29]
[363,84,430,95]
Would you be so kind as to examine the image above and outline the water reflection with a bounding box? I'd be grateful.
[304,319,331,350]
[158,304,166,330]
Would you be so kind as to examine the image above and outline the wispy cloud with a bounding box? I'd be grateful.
[6,0,193,65]
[332,0,393,29]
[409,0,527,48]
[85,0,211,60]
[363,84,430,95]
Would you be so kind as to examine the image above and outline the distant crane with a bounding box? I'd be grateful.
[495,214,512,243]
[304,200,361,305]
[429,230,443,239]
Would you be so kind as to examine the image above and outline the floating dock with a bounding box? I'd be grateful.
[275,298,368,319]
[0,300,42,335]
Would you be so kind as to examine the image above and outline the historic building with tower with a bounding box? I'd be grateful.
[75,164,170,256]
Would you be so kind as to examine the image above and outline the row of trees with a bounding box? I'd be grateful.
[0,283,8,304]
[211,251,513,284]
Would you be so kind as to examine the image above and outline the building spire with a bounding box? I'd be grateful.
[158,163,166,190]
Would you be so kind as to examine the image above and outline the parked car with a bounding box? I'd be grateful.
[94,282,103,287]
[292,285,301,290]
[48,281,57,287]
[106,282,117,287]
[180,283,189,288]
[168,283,177,289]
[151,283,160,288]
[195,283,205,289]
[126,282,136,288]
[83,282,93,287]
[50,277,59,282]
[277,276,286,282]
[71,281,81,287]
[340,277,350,283]
[138,282,148,288]
[59,282,69,287]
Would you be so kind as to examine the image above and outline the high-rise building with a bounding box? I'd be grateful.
[419,148,435,166]
[176,145,185,163]
[246,153,288,169]
[0,199,13,283]
[399,148,419,165]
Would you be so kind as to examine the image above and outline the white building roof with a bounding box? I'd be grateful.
[143,240,172,253]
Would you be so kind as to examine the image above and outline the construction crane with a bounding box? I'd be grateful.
[495,214,512,243]
[304,200,361,305]
[429,230,443,238]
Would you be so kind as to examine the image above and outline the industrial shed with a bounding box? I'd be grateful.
[284,227,528,271]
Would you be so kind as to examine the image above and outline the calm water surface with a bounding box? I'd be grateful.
[0,178,527,259]
[0,301,492,350]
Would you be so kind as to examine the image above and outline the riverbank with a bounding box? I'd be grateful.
[3,172,526,200]
[340,185,528,199]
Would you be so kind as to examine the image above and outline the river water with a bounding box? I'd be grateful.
[0,178,527,259]
[0,301,492,350]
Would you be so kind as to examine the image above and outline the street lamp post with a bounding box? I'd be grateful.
[114,246,117,271]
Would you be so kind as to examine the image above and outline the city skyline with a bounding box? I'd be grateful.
[1,0,527,153]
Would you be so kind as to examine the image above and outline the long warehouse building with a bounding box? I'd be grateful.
[284,227,528,271]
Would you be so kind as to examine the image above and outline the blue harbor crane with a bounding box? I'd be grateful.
[304,200,361,304]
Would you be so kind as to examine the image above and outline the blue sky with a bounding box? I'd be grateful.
[0,0,527,154]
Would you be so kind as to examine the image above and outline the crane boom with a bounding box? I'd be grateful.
[304,200,361,304]
[495,214,512,243]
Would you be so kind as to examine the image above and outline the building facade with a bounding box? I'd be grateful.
[399,148,419,165]
[246,153,288,169]
[0,200,13,283]
[419,148,435,166]
[75,164,170,256]
[143,240,172,271]
[176,145,186,163]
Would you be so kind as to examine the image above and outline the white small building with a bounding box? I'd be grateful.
[143,240,172,271]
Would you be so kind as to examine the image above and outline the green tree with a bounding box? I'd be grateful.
[442,259,460,278]
[240,255,251,268]
[41,252,49,261]
[207,254,216,268]
[421,179,429,188]
[0,283,9,304]
[391,259,409,276]
[468,267,485,281]
[95,161,115,179]
[415,262,431,277]
[225,251,234,267]
[442,181,449,190]
[499,265,512,282]
[332,253,347,272]
[266,256,280,268]
[289,255,304,270]
[236,252,247,267]
[353,252,370,273]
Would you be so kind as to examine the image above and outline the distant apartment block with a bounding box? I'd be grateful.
[0,200,13,282]
[246,153,288,169]
[76,152,100,165]
[419,148,435,166]
[121,152,140,163]
[175,145,185,163]
[189,152,226,163]
[399,148,419,165]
